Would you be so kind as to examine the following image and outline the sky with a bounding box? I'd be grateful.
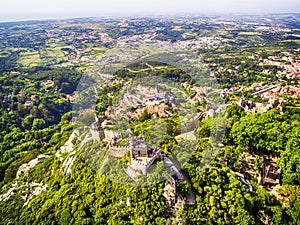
[0,0,299,22]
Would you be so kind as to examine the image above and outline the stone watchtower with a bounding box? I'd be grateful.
[129,136,151,158]
[128,136,161,176]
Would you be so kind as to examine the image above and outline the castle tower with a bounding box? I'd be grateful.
[130,136,150,159]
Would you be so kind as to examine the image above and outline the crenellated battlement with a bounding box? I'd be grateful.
[108,136,161,176]
[130,148,161,175]
[108,146,130,158]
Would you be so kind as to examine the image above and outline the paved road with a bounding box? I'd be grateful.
[251,85,277,96]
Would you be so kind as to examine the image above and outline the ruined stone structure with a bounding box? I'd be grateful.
[106,135,161,176]
[239,97,273,113]
[108,146,130,158]
[130,147,161,175]
[100,130,122,145]
[129,136,161,175]
[129,136,150,158]
[163,175,177,207]
[261,156,280,191]
[239,98,256,111]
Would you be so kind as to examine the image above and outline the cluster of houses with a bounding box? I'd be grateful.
[105,87,175,119]
[3,93,35,109]
[262,52,300,79]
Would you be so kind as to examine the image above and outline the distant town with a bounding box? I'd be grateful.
[0,14,299,224]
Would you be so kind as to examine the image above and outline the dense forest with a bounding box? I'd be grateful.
[0,16,300,224]
[1,61,299,224]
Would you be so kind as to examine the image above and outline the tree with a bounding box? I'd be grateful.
[22,115,34,130]
[32,118,46,130]
[230,110,288,153]
[279,123,300,185]
[59,207,72,225]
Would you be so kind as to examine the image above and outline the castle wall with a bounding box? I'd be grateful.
[130,149,161,175]
[109,146,130,158]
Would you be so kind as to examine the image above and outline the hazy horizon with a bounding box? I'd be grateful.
[0,0,299,22]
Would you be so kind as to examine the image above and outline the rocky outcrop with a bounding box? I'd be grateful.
[16,155,50,178]
[21,181,48,206]
[0,181,47,207]
[55,130,80,159]
[55,130,80,174]
[62,153,77,175]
